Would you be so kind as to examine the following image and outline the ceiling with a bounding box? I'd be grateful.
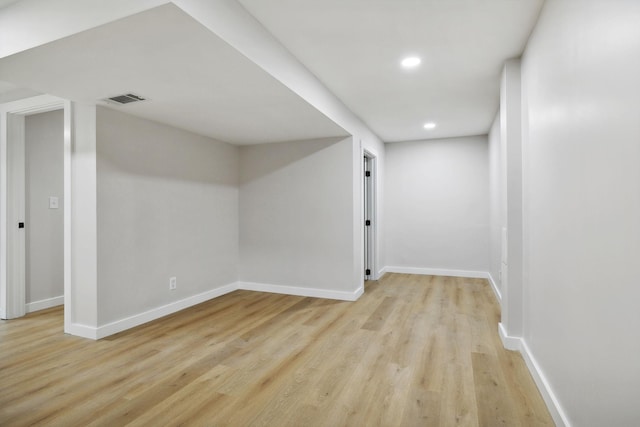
[238,0,544,142]
[0,0,545,144]
[0,4,347,145]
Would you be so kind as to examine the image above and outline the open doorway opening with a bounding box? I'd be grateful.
[1,95,71,326]
[24,110,65,313]
[363,151,376,282]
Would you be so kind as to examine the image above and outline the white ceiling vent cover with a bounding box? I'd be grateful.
[105,93,146,104]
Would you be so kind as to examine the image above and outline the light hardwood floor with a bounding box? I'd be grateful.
[0,274,553,426]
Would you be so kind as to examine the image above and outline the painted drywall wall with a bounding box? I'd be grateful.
[174,0,386,282]
[2,0,387,297]
[96,107,239,325]
[488,113,502,297]
[25,110,63,305]
[0,86,40,104]
[385,136,490,274]
[521,1,640,425]
[239,137,359,295]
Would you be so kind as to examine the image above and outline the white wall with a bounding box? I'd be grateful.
[488,113,502,296]
[0,86,40,104]
[385,136,490,275]
[2,0,387,315]
[174,0,386,283]
[96,107,239,325]
[239,137,360,297]
[520,1,640,425]
[25,110,63,305]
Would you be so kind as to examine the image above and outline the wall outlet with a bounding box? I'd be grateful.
[49,196,59,209]
[169,277,177,290]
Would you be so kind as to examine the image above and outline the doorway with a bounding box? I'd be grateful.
[24,110,65,312]
[1,95,71,323]
[363,151,376,281]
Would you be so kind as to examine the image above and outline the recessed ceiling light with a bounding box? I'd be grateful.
[423,122,437,130]
[401,57,421,68]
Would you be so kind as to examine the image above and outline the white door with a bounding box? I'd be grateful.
[363,153,375,281]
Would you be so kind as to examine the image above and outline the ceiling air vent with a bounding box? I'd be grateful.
[105,93,146,105]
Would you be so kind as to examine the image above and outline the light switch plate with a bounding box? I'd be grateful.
[49,196,59,209]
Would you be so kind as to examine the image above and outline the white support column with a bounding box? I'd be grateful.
[66,103,99,338]
[499,59,524,345]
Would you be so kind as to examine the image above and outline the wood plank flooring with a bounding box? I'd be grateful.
[0,274,554,426]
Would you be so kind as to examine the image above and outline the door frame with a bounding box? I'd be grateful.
[1,95,71,323]
[363,149,377,281]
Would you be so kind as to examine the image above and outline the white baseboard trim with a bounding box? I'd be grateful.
[498,322,520,351]
[95,283,238,340]
[238,281,363,302]
[487,274,502,304]
[521,340,571,427]
[67,280,365,341]
[376,267,387,280]
[66,322,98,340]
[384,266,489,279]
[26,295,64,313]
[498,323,571,427]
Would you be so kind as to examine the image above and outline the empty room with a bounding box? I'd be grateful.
[1,1,638,426]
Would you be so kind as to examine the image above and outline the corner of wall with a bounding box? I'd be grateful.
[487,273,502,304]
[65,322,99,340]
[498,324,571,427]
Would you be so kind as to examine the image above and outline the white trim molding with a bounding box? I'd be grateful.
[95,283,238,339]
[498,323,571,427]
[66,322,99,340]
[384,266,489,279]
[498,322,521,351]
[26,295,64,313]
[77,280,364,340]
[238,281,363,302]
[487,273,502,303]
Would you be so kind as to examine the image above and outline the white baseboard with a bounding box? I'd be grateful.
[376,267,387,280]
[498,322,520,351]
[520,340,572,427]
[498,323,571,427]
[26,295,64,313]
[67,280,364,341]
[95,283,238,339]
[487,273,502,304]
[238,281,364,302]
[66,322,98,340]
[384,266,489,279]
